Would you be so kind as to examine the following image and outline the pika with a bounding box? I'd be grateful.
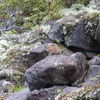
[44,43,61,55]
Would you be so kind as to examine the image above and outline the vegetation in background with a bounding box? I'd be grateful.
[0,0,64,29]
[0,0,91,30]
[62,0,90,7]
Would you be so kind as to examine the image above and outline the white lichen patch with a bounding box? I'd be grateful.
[0,68,13,77]
[0,80,12,87]
[0,40,9,47]
[57,1,100,25]
[0,40,10,54]
[33,42,42,48]
[40,25,51,34]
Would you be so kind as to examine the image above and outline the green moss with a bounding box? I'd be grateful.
[16,87,24,92]
[1,0,64,28]
[9,86,24,92]
[56,89,62,93]
[58,44,66,52]
[52,40,58,43]
[97,54,100,58]
[5,30,17,34]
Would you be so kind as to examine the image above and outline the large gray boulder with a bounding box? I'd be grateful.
[24,55,78,91]
[66,20,89,50]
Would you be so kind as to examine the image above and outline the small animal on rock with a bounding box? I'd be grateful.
[44,43,61,55]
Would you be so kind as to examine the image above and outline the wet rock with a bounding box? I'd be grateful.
[84,65,100,85]
[27,86,66,100]
[88,56,100,67]
[26,46,48,68]
[5,88,30,100]
[70,52,86,78]
[24,55,78,91]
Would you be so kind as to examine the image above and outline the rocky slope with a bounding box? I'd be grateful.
[0,0,100,100]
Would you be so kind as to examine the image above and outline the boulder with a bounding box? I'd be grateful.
[66,20,100,52]
[24,55,78,91]
[70,52,86,78]
[61,86,78,93]
[47,22,64,43]
[5,88,30,100]
[27,86,66,100]
[85,52,98,60]
[94,20,100,43]
[4,86,78,100]
[88,56,100,67]
[62,48,73,56]
[66,20,89,50]
[84,65,100,85]
[26,46,48,68]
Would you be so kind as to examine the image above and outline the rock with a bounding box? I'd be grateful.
[44,20,56,26]
[62,48,73,56]
[84,65,100,85]
[27,86,66,100]
[65,20,100,52]
[88,56,100,67]
[26,46,48,68]
[70,52,86,78]
[55,84,100,100]
[5,88,30,100]
[24,55,78,91]
[54,86,79,100]
[42,37,52,44]
[66,20,89,50]
[85,52,98,60]
[61,86,78,93]
[47,22,64,43]
[0,80,13,99]
[94,20,100,43]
